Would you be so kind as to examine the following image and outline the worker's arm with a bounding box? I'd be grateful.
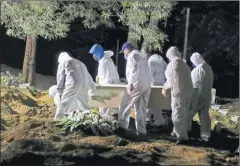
[163,62,174,90]
[191,67,201,89]
[80,64,96,98]
[127,53,139,85]
[56,62,66,96]
[98,59,108,85]
[148,60,155,85]
[88,73,96,97]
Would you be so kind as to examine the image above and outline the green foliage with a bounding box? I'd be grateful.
[114,0,176,51]
[1,71,24,87]
[1,0,114,40]
[64,1,114,29]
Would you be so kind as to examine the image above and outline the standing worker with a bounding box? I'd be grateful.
[141,44,167,126]
[188,52,213,142]
[147,52,167,127]
[118,42,151,135]
[162,46,193,144]
[89,44,120,116]
[54,52,96,120]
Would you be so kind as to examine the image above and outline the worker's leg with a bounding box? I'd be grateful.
[134,88,151,135]
[118,89,140,130]
[171,96,189,141]
[153,109,165,126]
[198,100,211,141]
[146,109,153,122]
[187,89,199,132]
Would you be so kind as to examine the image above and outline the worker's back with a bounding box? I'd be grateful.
[171,58,193,98]
[148,54,167,85]
[196,63,213,101]
[62,59,92,90]
[98,51,120,84]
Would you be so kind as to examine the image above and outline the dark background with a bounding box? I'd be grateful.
[1,1,239,98]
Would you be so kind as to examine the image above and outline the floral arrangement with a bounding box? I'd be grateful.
[55,109,119,136]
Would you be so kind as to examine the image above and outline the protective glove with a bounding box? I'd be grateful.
[96,76,99,83]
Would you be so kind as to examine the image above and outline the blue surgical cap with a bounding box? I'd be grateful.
[89,44,104,61]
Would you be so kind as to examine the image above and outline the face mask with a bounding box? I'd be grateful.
[93,55,98,61]
[124,55,128,60]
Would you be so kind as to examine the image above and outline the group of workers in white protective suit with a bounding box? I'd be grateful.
[49,42,214,144]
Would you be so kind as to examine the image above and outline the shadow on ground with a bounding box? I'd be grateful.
[1,139,160,166]
[115,110,239,153]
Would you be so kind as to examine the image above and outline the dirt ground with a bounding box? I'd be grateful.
[1,87,239,165]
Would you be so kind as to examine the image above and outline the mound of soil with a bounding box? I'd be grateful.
[1,87,55,117]
[1,139,157,166]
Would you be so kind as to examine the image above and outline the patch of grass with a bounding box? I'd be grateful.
[193,109,236,129]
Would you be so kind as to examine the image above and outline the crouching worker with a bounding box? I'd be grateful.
[54,52,96,120]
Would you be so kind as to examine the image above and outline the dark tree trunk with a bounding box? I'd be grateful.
[28,37,37,86]
[22,36,32,83]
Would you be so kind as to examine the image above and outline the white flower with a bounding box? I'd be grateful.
[76,116,81,121]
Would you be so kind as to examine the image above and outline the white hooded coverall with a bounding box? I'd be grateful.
[54,52,96,120]
[118,50,151,135]
[189,52,213,141]
[49,85,81,112]
[98,51,120,115]
[146,54,167,126]
[164,47,193,140]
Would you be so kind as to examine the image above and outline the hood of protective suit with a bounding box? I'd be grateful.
[152,54,164,60]
[104,50,114,57]
[190,52,206,66]
[89,44,104,61]
[166,46,182,61]
[58,52,73,64]
[49,85,57,97]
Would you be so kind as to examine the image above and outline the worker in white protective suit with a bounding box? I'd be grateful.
[89,44,120,116]
[146,53,167,126]
[118,42,151,135]
[188,52,213,142]
[162,46,193,143]
[141,45,166,126]
[54,52,96,120]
